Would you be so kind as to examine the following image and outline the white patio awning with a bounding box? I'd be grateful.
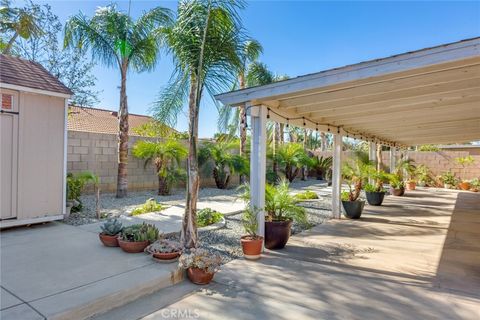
[216,37,480,147]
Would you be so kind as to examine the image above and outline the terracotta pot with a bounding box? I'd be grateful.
[342,200,365,219]
[406,181,416,191]
[99,233,119,247]
[152,251,181,260]
[118,239,150,253]
[459,182,471,191]
[265,220,292,250]
[240,235,264,260]
[187,267,214,285]
[444,183,452,189]
[390,187,405,196]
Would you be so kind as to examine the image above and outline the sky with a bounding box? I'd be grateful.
[16,1,480,138]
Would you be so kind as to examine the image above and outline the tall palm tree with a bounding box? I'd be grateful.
[237,40,262,183]
[0,0,42,54]
[151,0,245,248]
[132,139,187,195]
[64,4,172,198]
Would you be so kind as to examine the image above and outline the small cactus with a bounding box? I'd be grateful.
[100,218,123,236]
[120,223,159,242]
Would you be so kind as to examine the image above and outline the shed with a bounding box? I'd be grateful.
[0,54,72,228]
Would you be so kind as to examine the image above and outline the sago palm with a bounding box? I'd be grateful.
[151,0,245,248]
[199,139,248,189]
[64,4,172,198]
[133,140,187,195]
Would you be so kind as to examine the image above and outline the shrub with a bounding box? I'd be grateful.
[131,199,165,216]
[66,171,99,212]
[294,190,319,200]
[197,208,223,227]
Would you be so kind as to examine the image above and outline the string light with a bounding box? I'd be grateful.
[302,117,306,126]
[267,108,270,119]
[286,118,289,128]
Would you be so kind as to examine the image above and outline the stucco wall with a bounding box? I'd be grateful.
[67,131,224,194]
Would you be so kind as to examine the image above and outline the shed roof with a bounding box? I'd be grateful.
[68,106,155,136]
[0,54,73,95]
[216,38,480,147]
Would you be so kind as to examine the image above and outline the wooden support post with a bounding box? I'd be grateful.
[250,104,267,238]
[332,133,343,219]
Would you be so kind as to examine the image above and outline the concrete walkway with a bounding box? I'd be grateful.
[142,188,480,319]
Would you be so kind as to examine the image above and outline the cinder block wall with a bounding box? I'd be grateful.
[67,131,223,194]
[317,150,480,180]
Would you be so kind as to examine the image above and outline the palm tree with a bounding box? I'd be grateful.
[64,4,172,198]
[272,143,312,182]
[199,139,248,189]
[151,0,245,248]
[132,140,187,195]
[237,40,262,184]
[0,0,42,54]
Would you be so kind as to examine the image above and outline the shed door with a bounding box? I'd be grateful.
[0,91,19,220]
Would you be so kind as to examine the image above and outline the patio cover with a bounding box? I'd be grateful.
[215,37,480,231]
[216,37,480,147]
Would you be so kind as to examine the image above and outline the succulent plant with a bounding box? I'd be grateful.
[178,248,223,274]
[146,240,182,254]
[120,223,159,242]
[100,218,123,236]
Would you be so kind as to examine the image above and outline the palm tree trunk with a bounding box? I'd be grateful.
[181,76,200,248]
[376,144,383,171]
[3,32,19,55]
[116,65,129,198]
[320,132,327,151]
[238,74,247,184]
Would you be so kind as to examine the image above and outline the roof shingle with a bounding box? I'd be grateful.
[67,106,154,136]
[0,54,73,95]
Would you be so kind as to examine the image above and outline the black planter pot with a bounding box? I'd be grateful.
[341,200,365,219]
[390,187,405,196]
[265,220,292,250]
[365,191,385,206]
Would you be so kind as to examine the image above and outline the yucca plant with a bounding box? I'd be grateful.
[199,139,248,189]
[133,139,187,195]
[272,143,311,182]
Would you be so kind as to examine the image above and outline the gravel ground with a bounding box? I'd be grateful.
[165,198,332,264]
[64,179,333,264]
[64,187,239,226]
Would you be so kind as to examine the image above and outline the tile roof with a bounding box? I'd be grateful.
[68,106,154,136]
[0,54,73,95]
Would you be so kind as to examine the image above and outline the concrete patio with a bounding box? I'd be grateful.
[135,188,479,319]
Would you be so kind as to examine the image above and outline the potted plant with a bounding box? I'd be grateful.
[341,151,368,218]
[118,223,159,253]
[455,156,475,190]
[389,173,405,196]
[99,218,123,247]
[238,180,308,250]
[179,248,222,285]
[395,159,417,191]
[240,207,263,260]
[364,166,388,206]
[470,178,480,192]
[415,165,431,187]
[146,239,182,262]
[440,171,458,189]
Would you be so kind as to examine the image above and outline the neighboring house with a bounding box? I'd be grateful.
[67,106,155,136]
[0,54,72,228]
[438,144,480,155]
